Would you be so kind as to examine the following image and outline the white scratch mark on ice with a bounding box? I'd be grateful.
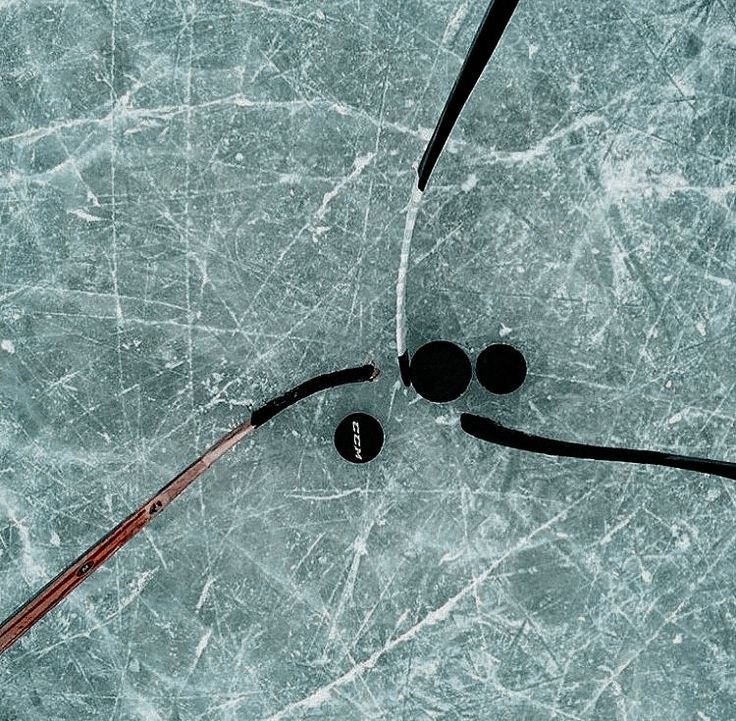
[387,379,401,421]
[705,274,733,288]
[461,173,478,192]
[194,628,213,660]
[314,152,375,224]
[195,577,215,611]
[2,506,45,582]
[119,568,157,610]
[291,533,325,575]
[440,550,462,564]
[441,0,473,46]
[395,186,424,358]
[288,488,362,502]
[68,208,104,222]
[234,0,319,24]
[325,523,373,645]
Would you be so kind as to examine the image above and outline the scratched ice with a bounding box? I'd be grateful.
[1,0,735,719]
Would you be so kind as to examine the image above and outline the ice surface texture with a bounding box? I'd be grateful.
[0,1,735,719]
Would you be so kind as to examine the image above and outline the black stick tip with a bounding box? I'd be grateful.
[416,170,428,193]
[398,352,411,387]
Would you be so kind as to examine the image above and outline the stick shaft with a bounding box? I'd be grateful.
[417,0,522,190]
[0,421,254,655]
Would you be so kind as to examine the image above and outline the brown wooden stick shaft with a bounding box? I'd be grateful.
[0,420,255,655]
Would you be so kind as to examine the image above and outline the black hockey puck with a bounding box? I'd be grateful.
[476,343,527,394]
[334,412,384,464]
[409,340,472,403]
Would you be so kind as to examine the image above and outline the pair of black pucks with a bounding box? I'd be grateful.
[410,340,527,403]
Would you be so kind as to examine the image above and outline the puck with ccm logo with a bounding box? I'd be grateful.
[334,413,384,464]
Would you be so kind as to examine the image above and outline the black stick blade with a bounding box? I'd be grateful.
[460,413,736,481]
[251,364,379,427]
[417,0,523,191]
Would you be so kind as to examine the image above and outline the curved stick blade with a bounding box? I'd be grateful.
[461,413,736,481]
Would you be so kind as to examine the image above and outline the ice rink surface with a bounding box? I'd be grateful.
[0,1,735,718]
